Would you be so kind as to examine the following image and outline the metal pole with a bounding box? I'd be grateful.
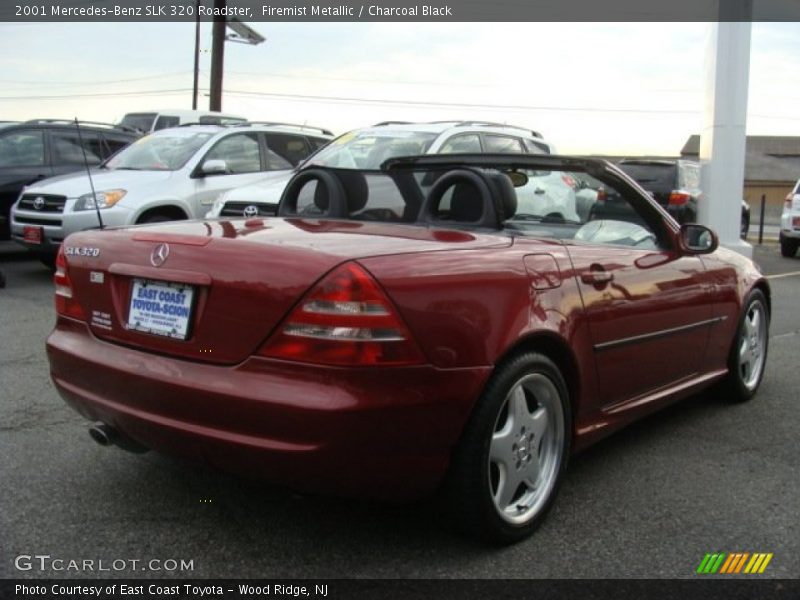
[758,193,766,245]
[209,0,226,111]
[192,0,200,109]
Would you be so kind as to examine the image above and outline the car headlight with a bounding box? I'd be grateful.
[74,189,127,211]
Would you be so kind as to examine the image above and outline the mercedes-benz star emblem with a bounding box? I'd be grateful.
[243,205,258,217]
[33,197,45,210]
[150,243,170,268]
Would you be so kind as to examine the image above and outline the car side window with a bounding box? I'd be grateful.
[439,134,482,154]
[154,116,180,130]
[50,130,104,166]
[265,133,311,166]
[265,148,293,171]
[307,136,329,151]
[0,129,45,167]
[204,133,261,174]
[101,134,132,158]
[483,135,525,154]
[508,169,666,250]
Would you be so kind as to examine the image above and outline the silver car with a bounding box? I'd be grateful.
[11,123,331,265]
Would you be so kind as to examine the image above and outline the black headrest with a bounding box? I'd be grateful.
[338,170,369,213]
[279,168,347,218]
[485,171,517,221]
[422,168,498,228]
[449,182,484,222]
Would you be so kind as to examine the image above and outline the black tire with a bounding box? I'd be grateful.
[444,352,571,544]
[37,253,56,270]
[717,289,769,403]
[137,213,174,225]
[779,235,798,258]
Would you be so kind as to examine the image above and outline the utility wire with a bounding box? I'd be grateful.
[222,89,702,115]
[0,88,193,101]
[0,72,192,87]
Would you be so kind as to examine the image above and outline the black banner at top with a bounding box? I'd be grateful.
[2,0,800,22]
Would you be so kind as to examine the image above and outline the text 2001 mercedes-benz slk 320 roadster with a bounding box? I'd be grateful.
[47,155,769,543]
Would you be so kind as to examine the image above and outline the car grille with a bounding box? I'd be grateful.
[14,215,62,226]
[18,193,67,213]
[220,202,277,217]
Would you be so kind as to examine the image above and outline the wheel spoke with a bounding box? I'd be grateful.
[527,406,549,445]
[750,309,760,336]
[509,385,528,428]
[739,338,748,363]
[495,463,523,510]
[490,428,515,467]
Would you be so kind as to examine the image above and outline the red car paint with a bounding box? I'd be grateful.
[46,161,769,501]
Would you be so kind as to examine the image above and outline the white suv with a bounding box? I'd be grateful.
[780,179,800,257]
[11,123,332,265]
[206,121,567,220]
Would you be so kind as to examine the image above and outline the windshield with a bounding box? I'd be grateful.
[307,130,437,170]
[119,113,157,133]
[105,131,213,171]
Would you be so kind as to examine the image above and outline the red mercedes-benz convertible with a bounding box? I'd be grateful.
[47,155,769,543]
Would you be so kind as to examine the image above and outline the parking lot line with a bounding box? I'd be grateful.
[766,270,800,280]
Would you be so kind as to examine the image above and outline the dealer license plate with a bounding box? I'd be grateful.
[23,226,42,245]
[127,279,195,340]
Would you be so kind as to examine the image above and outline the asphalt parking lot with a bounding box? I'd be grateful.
[1,242,798,580]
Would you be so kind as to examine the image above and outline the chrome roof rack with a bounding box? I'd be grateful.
[23,119,140,134]
[235,121,333,136]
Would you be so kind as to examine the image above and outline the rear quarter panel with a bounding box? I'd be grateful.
[360,237,600,430]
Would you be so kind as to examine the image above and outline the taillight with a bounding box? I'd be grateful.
[54,246,85,320]
[668,191,690,207]
[561,174,577,190]
[596,188,607,204]
[259,262,425,366]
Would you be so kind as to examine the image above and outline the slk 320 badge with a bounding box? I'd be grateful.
[64,246,100,258]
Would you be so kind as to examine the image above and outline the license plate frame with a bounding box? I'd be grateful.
[127,278,196,340]
[23,226,43,245]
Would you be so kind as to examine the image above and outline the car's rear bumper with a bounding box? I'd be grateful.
[47,318,491,500]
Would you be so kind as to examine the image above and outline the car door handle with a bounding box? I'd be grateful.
[581,270,613,285]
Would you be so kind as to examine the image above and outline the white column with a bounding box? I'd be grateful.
[698,21,752,258]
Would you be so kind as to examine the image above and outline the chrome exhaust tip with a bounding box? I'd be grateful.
[88,423,148,454]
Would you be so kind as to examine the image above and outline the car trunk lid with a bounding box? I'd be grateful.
[62,218,510,364]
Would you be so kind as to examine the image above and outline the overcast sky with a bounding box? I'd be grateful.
[1,22,799,155]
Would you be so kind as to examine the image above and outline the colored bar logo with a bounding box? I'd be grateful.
[697,552,773,574]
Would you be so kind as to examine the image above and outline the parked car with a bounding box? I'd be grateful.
[609,159,750,239]
[47,154,769,544]
[117,109,247,134]
[780,178,800,257]
[0,119,138,241]
[206,120,564,219]
[11,123,332,266]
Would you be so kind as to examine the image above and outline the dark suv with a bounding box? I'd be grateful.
[0,120,139,240]
[611,159,750,239]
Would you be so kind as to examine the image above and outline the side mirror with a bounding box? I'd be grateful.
[680,223,718,254]
[505,170,529,187]
[200,159,228,176]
